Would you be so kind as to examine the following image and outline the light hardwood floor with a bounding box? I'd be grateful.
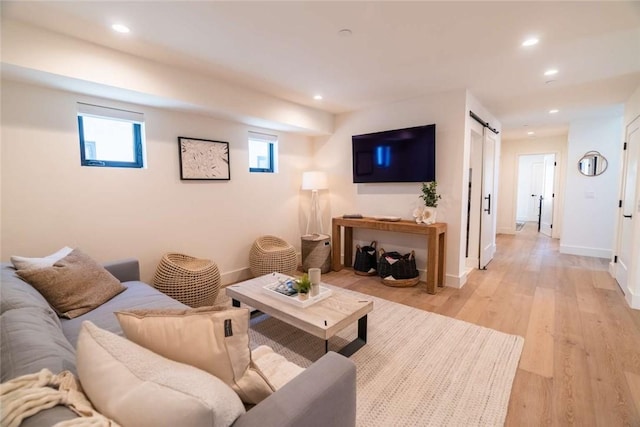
[321,222,640,426]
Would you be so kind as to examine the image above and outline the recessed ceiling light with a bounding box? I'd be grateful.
[522,37,539,47]
[544,69,558,76]
[549,109,559,114]
[313,95,323,100]
[527,131,535,136]
[111,24,130,34]
[338,29,353,37]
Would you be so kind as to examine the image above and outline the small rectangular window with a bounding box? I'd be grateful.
[249,131,277,173]
[77,103,145,168]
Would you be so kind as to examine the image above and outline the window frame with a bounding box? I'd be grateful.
[248,131,277,173]
[77,103,145,169]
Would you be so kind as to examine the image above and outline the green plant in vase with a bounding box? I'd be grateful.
[415,181,441,225]
[420,181,441,208]
[295,274,311,300]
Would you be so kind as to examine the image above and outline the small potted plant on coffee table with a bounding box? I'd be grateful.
[295,274,311,301]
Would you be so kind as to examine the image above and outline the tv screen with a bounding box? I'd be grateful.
[352,124,436,183]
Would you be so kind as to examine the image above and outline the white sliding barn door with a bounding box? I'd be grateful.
[479,129,497,269]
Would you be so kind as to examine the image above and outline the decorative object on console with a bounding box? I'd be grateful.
[416,181,441,225]
[178,136,230,180]
[301,171,328,235]
[353,241,378,276]
[249,235,298,277]
[152,253,220,307]
[377,248,419,287]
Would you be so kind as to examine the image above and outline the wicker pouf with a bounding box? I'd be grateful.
[301,234,331,273]
[249,235,297,277]
[153,253,221,307]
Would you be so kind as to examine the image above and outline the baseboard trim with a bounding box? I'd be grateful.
[559,244,611,259]
[609,261,616,277]
[497,227,515,235]
[626,286,640,310]
[221,267,253,286]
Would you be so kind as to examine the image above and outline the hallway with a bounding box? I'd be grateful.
[324,223,640,425]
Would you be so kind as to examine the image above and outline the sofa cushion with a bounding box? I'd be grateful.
[0,307,76,382]
[76,321,245,427]
[16,249,126,319]
[10,246,73,270]
[116,307,275,405]
[60,280,187,348]
[0,264,56,319]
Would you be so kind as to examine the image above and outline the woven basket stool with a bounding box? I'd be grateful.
[249,235,297,277]
[153,253,221,307]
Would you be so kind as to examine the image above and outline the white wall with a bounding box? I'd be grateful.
[1,80,315,283]
[560,116,623,258]
[314,89,498,286]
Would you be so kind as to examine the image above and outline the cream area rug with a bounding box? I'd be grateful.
[247,289,524,427]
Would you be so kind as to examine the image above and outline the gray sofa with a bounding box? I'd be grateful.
[0,259,356,427]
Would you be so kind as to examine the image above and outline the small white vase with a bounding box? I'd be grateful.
[422,207,437,225]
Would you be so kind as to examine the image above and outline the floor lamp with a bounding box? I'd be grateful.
[302,171,328,236]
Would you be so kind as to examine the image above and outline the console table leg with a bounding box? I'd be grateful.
[426,236,437,294]
[232,299,240,308]
[344,227,353,268]
[332,221,343,271]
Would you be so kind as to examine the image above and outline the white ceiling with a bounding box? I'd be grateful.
[2,1,640,140]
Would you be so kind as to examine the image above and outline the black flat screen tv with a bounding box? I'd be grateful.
[352,124,436,183]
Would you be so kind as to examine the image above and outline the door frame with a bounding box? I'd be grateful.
[512,150,562,239]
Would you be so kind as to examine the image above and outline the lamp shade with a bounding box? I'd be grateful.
[301,171,328,190]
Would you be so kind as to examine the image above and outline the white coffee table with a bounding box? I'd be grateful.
[226,273,373,357]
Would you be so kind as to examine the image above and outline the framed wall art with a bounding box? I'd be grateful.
[178,137,230,180]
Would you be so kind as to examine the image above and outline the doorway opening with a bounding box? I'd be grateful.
[516,153,556,237]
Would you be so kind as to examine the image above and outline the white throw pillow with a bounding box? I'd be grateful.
[251,345,305,390]
[10,246,73,270]
[76,321,245,427]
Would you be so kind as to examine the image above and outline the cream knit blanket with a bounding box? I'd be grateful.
[0,369,119,427]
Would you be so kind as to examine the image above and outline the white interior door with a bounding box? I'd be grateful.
[480,129,497,269]
[540,154,556,237]
[529,161,544,221]
[616,118,640,291]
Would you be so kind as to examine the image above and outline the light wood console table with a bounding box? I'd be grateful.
[332,217,447,294]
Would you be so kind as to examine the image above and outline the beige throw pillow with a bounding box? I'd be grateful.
[11,246,73,270]
[77,321,245,427]
[16,249,126,318]
[116,306,275,404]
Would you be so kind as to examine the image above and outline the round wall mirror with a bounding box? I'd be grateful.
[578,151,608,176]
